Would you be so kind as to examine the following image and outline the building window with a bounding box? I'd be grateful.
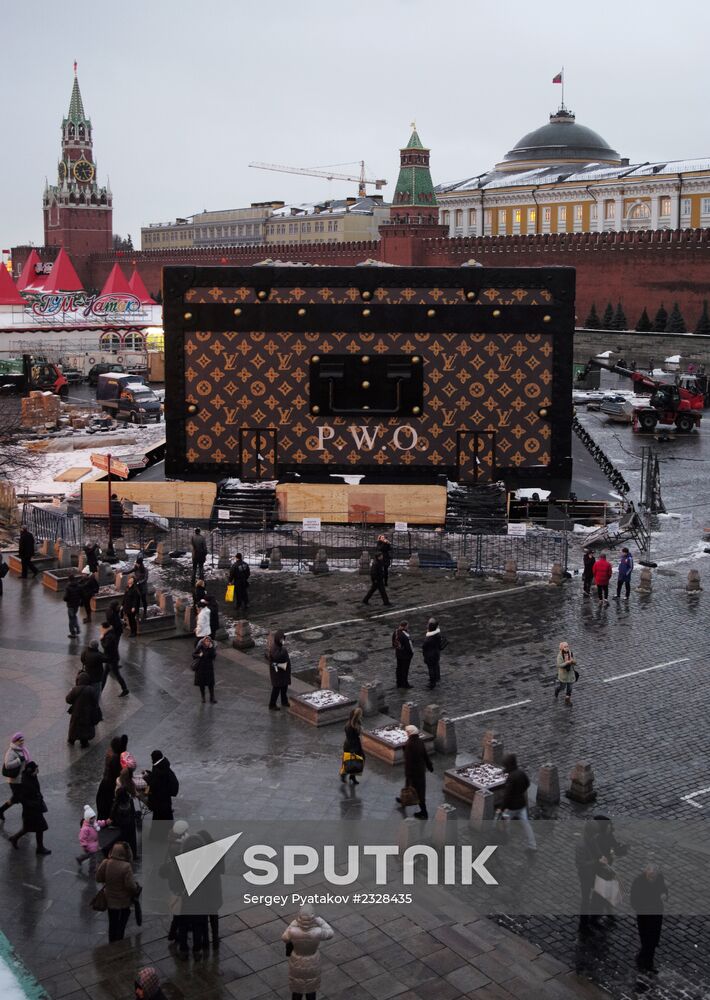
[543,206,551,224]
[315,221,324,232]
[468,209,476,226]
[100,332,121,352]
[590,204,598,221]
[302,222,311,233]
[441,211,450,225]
[574,204,583,222]
[288,223,296,234]
[455,209,463,227]
[702,198,710,215]
[498,209,506,230]
[513,209,521,225]
[629,202,651,220]
[483,209,492,230]
[558,206,567,222]
[528,208,536,226]
[123,331,145,352]
[681,198,691,216]
[333,221,338,231]
[604,201,615,220]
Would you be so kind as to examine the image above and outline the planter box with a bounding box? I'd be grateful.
[7,554,57,576]
[42,568,76,591]
[289,690,356,728]
[91,588,155,613]
[443,763,507,805]
[137,612,176,635]
[362,725,435,766]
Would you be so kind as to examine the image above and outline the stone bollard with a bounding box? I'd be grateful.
[157,590,174,616]
[218,544,231,570]
[549,561,564,586]
[97,562,114,586]
[57,545,73,569]
[565,762,597,804]
[456,557,470,577]
[483,739,504,767]
[53,539,63,558]
[398,817,420,853]
[39,539,52,557]
[317,654,328,680]
[358,550,371,576]
[637,566,653,593]
[174,597,188,631]
[113,538,127,560]
[155,541,173,567]
[433,803,458,849]
[407,552,421,574]
[469,787,496,830]
[321,665,340,691]
[481,729,501,761]
[687,569,702,593]
[183,605,196,634]
[434,717,457,755]
[311,548,330,575]
[400,702,421,730]
[359,682,380,717]
[503,559,518,585]
[536,763,561,806]
[422,704,442,735]
[268,546,282,570]
[232,620,255,651]
[374,680,388,714]
[113,571,129,593]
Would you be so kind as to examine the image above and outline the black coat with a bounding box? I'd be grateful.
[81,647,106,685]
[122,585,141,614]
[145,758,179,820]
[208,600,219,634]
[370,559,386,584]
[392,628,413,663]
[64,579,82,611]
[106,607,123,638]
[376,539,392,566]
[193,641,216,687]
[66,679,99,743]
[19,771,47,833]
[266,645,291,688]
[18,531,35,559]
[229,561,251,591]
[191,533,208,561]
[193,583,207,605]
[343,724,363,756]
[403,735,433,788]
[97,746,124,821]
[101,628,120,666]
[110,794,138,858]
[81,574,100,601]
[131,563,149,593]
[84,543,100,570]
[500,768,530,811]
[422,629,446,667]
[583,552,596,578]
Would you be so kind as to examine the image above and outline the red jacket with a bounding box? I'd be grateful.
[592,558,613,585]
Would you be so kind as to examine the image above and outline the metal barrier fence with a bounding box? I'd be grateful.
[33,508,568,574]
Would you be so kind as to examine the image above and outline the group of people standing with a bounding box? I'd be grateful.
[583,547,634,605]
[391,617,447,690]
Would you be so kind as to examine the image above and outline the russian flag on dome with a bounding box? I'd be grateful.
[552,70,563,84]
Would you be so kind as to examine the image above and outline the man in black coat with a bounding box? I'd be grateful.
[631,864,668,973]
[376,534,393,585]
[362,552,391,607]
[144,750,179,822]
[110,494,124,538]
[398,726,433,819]
[122,577,141,636]
[81,639,106,704]
[495,753,536,852]
[392,621,413,689]
[80,570,100,623]
[228,553,251,610]
[18,527,37,578]
[84,541,101,573]
[64,573,83,638]
[191,528,208,585]
[100,622,129,696]
[582,548,595,597]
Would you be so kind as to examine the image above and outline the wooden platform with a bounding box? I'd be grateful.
[82,481,216,519]
[275,483,447,526]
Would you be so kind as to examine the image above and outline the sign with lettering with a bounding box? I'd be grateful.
[507,522,527,537]
[132,504,151,518]
[394,522,408,532]
[302,517,322,532]
[24,290,143,321]
[217,508,231,520]
[90,454,130,479]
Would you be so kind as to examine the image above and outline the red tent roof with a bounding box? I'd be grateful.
[42,249,84,293]
[0,265,25,306]
[128,267,157,305]
[16,249,43,291]
[100,263,133,297]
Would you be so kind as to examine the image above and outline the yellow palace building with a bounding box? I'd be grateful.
[436,105,710,236]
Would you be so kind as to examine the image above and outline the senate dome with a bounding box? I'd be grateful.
[495,108,621,173]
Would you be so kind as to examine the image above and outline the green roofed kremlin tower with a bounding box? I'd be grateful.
[391,125,439,224]
[43,63,113,280]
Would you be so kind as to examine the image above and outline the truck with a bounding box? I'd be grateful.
[96,372,162,423]
[0,354,68,396]
[588,359,703,433]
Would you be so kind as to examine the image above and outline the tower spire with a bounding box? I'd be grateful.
[391,125,437,222]
[67,67,86,125]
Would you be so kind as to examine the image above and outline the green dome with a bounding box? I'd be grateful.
[497,109,620,172]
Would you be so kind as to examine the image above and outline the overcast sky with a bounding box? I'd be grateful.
[3,0,710,250]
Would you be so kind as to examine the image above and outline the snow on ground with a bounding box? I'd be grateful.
[0,934,43,999]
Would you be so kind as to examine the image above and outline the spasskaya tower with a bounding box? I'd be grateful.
[43,64,113,279]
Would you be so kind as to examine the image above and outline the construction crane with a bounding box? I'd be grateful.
[249,160,387,198]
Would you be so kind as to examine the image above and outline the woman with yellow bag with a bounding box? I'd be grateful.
[340,708,365,786]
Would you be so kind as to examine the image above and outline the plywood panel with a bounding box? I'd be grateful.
[275,484,446,525]
[82,481,216,518]
[54,467,92,482]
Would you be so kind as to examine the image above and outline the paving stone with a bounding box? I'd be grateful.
[239,942,288,972]
[225,973,275,999]
[445,964,493,994]
[400,932,447,959]
[360,971,409,998]
[422,947,468,976]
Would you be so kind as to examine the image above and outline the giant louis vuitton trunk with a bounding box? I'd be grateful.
[163,265,574,487]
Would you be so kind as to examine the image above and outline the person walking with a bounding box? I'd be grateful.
[110,786,138,859]
[77,804,106,868]
[122,577,141,636]
[97,735,128,821]
[190,527,208,584]
[0,551,6,597]
[340,707,364,785]
[84,540,101,573]
[80,569,100,623]
[631,862,668,974]
[81,639,106,705]
[575,818,606,934]
[422,618,447,690]
[130,556,149,618]
[554,641,577,705]
[392,621,413,689]
[0,732,30,822]
[64,573,83,639]
[228,552,251,610]
[615,547,634,601]
[144,750,179,824]
[592,552,613,606]
[362,552,391,606]
[376,534,393,585]
[282,903,334,1000]
[7,761,51,854]
[266,630,291,710]
[134,967,167,1000]
[494,753,537,852]
[193,636,217,704]
[100,621,129,696]
[397,725,433,819]
[66,672,100,748]
[18,526,38,578]
[95,841,139,942]
[582,548,595,597]
[106,600,124,643]
[195,829,224,950]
